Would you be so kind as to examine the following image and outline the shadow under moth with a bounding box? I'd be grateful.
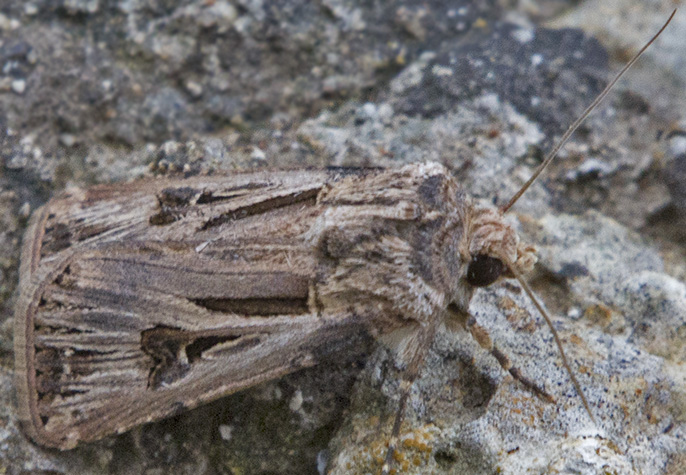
[13,10,675,474]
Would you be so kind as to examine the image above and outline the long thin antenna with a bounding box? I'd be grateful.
[509,264,596,423]
[501,9,676,213]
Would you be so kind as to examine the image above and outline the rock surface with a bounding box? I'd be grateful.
[1,1,684,474]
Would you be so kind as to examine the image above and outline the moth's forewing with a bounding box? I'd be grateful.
[14,170,366,449]
[15,163,463,451]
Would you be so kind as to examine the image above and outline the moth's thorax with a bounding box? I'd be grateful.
[312,162,475,333]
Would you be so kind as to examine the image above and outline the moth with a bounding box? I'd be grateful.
[13,10,674,473]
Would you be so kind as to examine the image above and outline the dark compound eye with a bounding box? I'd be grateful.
[466,254,505,287]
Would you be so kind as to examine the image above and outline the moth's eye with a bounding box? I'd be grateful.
[466,254,505,287]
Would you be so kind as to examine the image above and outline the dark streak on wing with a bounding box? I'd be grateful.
[199,187,320,230]
[140,326,263,389]
[192,297,310,315]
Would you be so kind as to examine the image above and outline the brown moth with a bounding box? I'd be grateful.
[14,9,675,473]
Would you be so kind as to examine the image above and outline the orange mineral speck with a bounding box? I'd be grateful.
[584,303,614,327]
[403,437,431,452]
[578,365,591,374]
[487,128,500,139]
[569,334,584,346]
[473,17,487,28]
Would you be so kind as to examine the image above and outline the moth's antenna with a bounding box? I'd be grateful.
[508,263,596,423]
[501,9,676,213]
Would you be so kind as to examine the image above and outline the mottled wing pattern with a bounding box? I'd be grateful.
[14,169,370,449]
[15,164,465,450]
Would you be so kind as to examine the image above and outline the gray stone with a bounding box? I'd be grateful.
[1,1,685,474]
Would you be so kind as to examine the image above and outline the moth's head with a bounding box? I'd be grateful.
[465,206,536,288]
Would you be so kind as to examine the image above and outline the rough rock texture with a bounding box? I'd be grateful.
[1,1,685,474]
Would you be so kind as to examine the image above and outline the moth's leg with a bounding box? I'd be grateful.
[466,315,554,402]
[381,325,436,475]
